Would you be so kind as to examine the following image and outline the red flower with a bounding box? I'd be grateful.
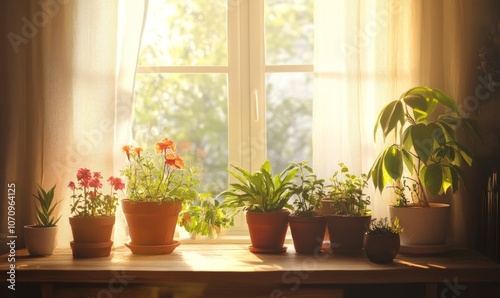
[108,176,125,191]
[77,168,92,181]
[89,177,102,189]
[93,171,102,179]
[68,181,76,191]
[79,177,90,188]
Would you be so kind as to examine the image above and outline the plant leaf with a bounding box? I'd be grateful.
[383,145,403,181]
[410,123,433,163]
[420,163,443,196]
[432,88,458,112]
[375,100,404,140]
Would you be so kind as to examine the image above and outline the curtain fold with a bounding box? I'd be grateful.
[313,0,484,245]
[0,0,147,253]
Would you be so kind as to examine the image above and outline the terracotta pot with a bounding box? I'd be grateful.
[69,216,115,258]
[122,199,181,246]
[70,241,113,258]
[246,210,289,253]
[289,215,326,254]
[389,203,450,246]
[314,199,333,242]
[363,233,400,264]
[24,225,57,257]
[69,216,115,243]
[326,215,371,252]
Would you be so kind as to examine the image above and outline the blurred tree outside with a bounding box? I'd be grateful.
[133,0,314,194]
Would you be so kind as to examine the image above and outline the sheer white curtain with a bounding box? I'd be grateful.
[0,0,147,251]
[57,0,147,248]
[313,0,481,222]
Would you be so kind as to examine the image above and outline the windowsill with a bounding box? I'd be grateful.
[3,244,500,297]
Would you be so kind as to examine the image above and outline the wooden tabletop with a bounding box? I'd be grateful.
[2,244,500,287]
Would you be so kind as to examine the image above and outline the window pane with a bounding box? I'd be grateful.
[133,73,228,194]
[139,0,227,66]
[266,73,314,172]
[264,0,314,65]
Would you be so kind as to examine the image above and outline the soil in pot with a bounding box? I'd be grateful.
[326,215,371,252]
[246,210,289,253]
[289,215,326,254]
[363,233,400,264]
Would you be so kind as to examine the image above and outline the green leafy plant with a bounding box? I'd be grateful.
[367,217,403,234]
[179,193,234,238]
[326,163,371,216]
[369,86,479,207]
[221,160,298,212]
[68,168,124,217]
[290,161,325,217]
[121,137,198,204]
[33,184,61,227]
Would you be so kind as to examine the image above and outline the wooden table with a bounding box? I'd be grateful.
[2,244,500,298]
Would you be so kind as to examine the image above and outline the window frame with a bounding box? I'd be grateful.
[134,0,314,238]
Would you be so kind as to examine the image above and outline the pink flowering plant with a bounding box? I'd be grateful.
[68,168,125,217]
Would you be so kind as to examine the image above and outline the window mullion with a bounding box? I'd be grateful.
[226,0,249,234]
[248,0,266,172]
[227,0,245,170]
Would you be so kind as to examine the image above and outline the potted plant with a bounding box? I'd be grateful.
[363,217,402,263]
[24,184,61,256]
[288,161,327,254]
[120,137,198,255]
[369,86,478,252]
[221,160,297,253]
[325,163,371,252]
[179,193,234,239]
[68,168,123,258]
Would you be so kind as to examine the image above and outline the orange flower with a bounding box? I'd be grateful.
[165,154,184,169]
[134,147,143,158]
[155,138,176,154]
[174,156,185,169]
[122,145,132,160]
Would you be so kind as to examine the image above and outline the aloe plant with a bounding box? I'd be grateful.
[369,86,479,207]
[221,160,298,212]
[33,184,61,227]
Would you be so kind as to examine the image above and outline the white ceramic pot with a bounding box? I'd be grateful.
[389,203,450,246]
[24,225,58,256]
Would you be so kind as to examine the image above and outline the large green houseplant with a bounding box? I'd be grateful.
[24,184,61,256]
[324,163,371,252]
[288,161,327,254]
[369,86,478,250]
[222,160,297,253]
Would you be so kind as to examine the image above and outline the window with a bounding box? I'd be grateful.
[134,0,314,234]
